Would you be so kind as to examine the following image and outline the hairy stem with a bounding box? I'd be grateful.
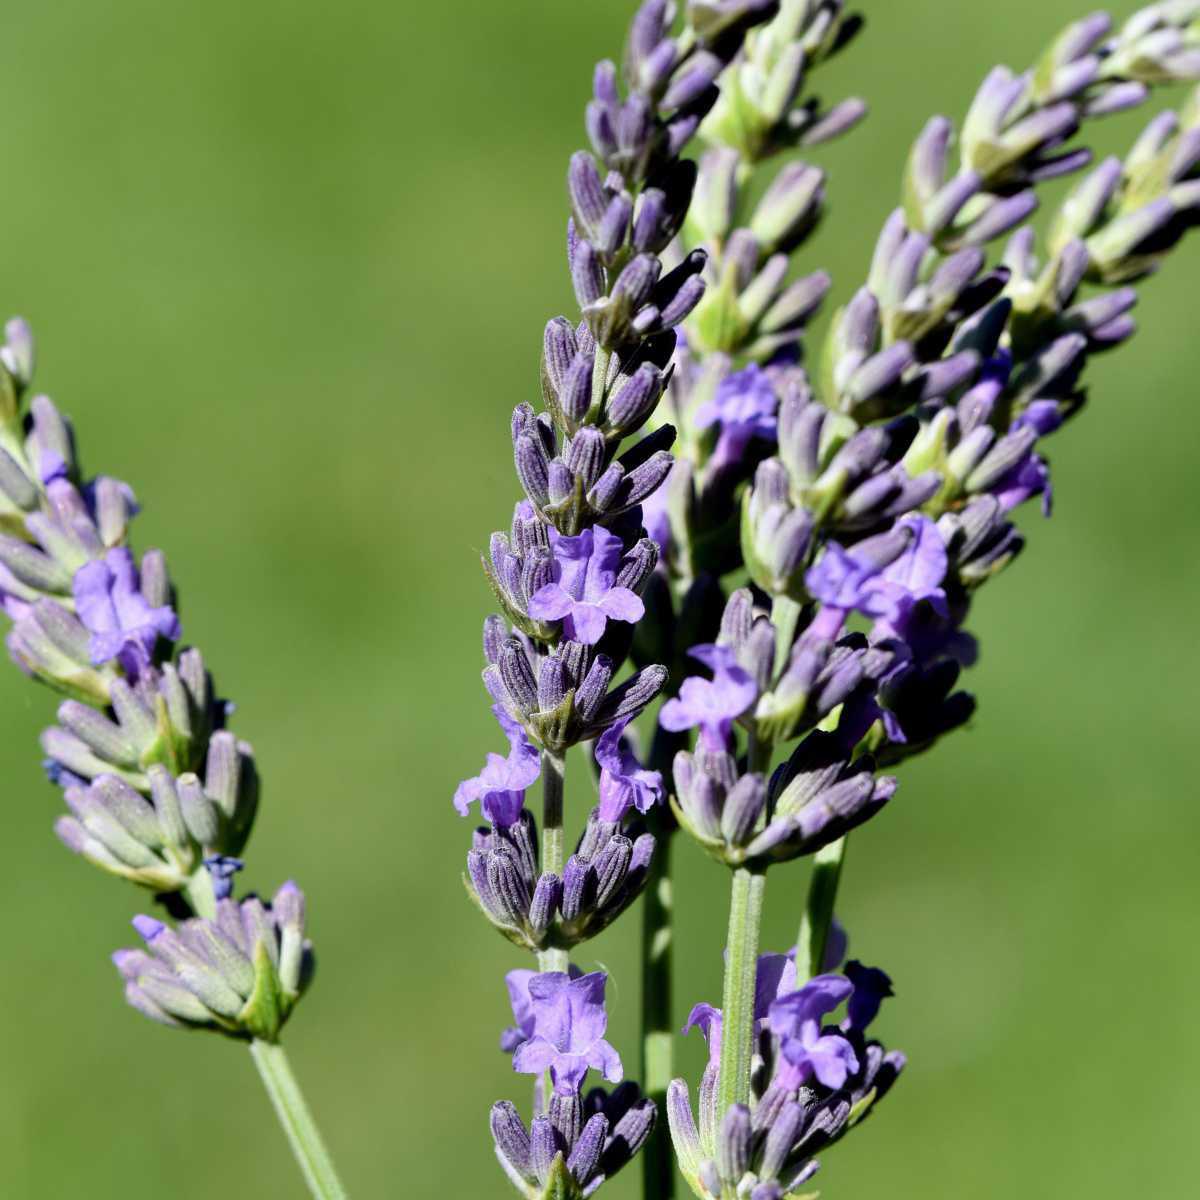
[716,866,767,1115]
[796,835,848,981]
[538,750,569,974]
[640,818,676,1200]
[249,1040,349,1200]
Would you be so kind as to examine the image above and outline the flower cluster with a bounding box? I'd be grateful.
[669,945,904,1200]
[457,3,1200,1199]
[0,317,315,1045]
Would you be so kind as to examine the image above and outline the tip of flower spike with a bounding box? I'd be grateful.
[132,914,165,942]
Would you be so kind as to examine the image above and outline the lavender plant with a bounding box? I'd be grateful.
[455,3,1200,1199]
[0,328,346,1193]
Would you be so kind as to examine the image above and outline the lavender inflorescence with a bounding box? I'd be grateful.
[0,316,318,1048]
[455,2,1200,1197]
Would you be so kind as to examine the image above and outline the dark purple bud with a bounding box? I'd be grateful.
[717,1103,751,1184]
[593,834,632,906]
[608,363,664,429]
[499,640,538,715]
[591,662,668,728]
[565,428,608,490]
[515,434,551,508]
[538,655,568,710]
[575,654,615,721]
[567,1112,608,1187]
[487,851,531,925]
[529,1117,561,1185]
[720,774,766,846]
[543,317,577,395]
[560,855,594,921]
[760,1100,805,1179]
[617,450,674,508]
[483,615,507,665]
[663,51,723,110]
[559,352,595,424]
[597,194,634,257]
[549,1088,583,1148]
[588,463,625,512]
[966,426,1037,492]
[568,152,608,236]
[571,238,606,308]
[529,873,561,936]
[491,1102,535,1184]
[615,537,659,593]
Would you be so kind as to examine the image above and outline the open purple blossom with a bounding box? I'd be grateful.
[659,644,757,752]
[806,515,948,628]
[454,705,541,827]
[694,363,778,479]
[527,525,645,645]
[509,970,623,1094]
[71,547,180,678]
[768,974,860,1091]
[595,716,664,821]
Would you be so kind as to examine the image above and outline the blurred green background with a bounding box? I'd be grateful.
[0,0,1196,1196]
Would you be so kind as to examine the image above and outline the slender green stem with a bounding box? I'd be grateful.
[590,346,612,415]
[796,835,848,981]
[771,594,803,683]
[716,866,767,1115]
[249,1040,348,1200]
[538,749,569,974]
[639,819,675,1199]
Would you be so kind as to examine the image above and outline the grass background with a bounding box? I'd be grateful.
[0,1,1196,1195]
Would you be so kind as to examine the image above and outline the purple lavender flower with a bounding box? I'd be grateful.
[454,706,541,827]
[659,644,757,752]
[71,547,179,678]
[806,515,947,626]
[595,716,664,821]
[768,974,860,1091]
[510,970,623,1094]
[694,363,778,478]
[527,525,645,645]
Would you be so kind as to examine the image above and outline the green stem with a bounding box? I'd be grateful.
[796,835,848,981]
[249,1040,349,1200]
[716,866,767,1115]
[590,347,612,415]
[639,819,675,1200]
[538,750,569,974]
[771,594,803,683]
